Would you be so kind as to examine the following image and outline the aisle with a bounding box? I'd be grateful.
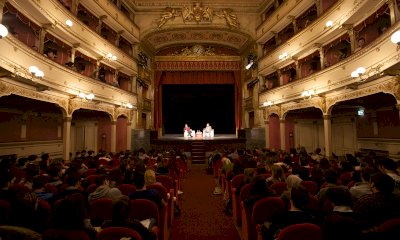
[169,165,241,240]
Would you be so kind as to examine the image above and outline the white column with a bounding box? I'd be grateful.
[63,117,72,162]
[280,119,286,151]
[126,121,132,151]
[265,120,270,148]
[111,120,117,153]
[323,114,332,159]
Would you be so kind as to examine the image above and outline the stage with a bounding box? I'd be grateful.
[150,134,246,152]
[159,134,237,141]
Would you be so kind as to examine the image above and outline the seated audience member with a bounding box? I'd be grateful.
[88,174,122,202]
[322,187,361,240]
[378,158,400,194]
[49,171,84,205]
[46,162,64,189]
[144,169,162,186]
[349,167,375,202]
[353,172,400,229]
[0,171,15,202]
[32,176,54,201]
[266,164,286,187]
[244,175,273,210]
[262,185,314,240]
[129,171,163,209]
[317,169,347,201]
[101,196,157,240]
[310,148,323,162]
[48,192,96,239]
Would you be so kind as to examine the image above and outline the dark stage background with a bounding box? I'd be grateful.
[162,84,235,134]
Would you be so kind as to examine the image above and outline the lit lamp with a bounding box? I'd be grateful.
[65,19,73,27]
[325,20,334,28]
[351,67,366,80]
[390,30,400,44]
[301,89,315,99]
[263,101,273,107]
[0,24,8,38]
[245,60,254,70]
[28,65,44,78]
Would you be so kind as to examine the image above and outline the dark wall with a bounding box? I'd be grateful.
[162,84,235,134]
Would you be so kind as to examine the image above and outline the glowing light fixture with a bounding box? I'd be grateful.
[106,53,117,61]
[86,93,95,100]
[325,20,333,28]
[301,89,315,98]
[263,101,273,107]
[245,60,254,70]
[391,30,400,44]
[28,66,44,78]
[65,19,73,27]
[0,24,8,38]
[351,67,367,80]
[279,52,288,60]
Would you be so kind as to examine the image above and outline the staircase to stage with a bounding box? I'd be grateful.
[191,141,205,164]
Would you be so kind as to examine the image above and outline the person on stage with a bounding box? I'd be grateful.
[184,123,193,137]
[205,123,212,133]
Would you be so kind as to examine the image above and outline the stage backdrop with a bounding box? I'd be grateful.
[162,84,235,134]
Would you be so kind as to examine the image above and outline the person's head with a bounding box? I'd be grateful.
[290,185,309,210]
[360,167,376,182]
[0,171,12,189]
[314,148,321,154]
[370,172,395,195]
[243,168,256,183]
[324,169,338,184]
[52,193,86,230]
[250,175,268,195]
[32,175,47,191]
[271,164,285,181]
[379,158,397,173]
[132,171,145,189]
[111,196,130,223]
[326,187,352,207]
[358,37,365,47]
[286,175,302,190]
[65,172,81,187]
[95,174,109,187]
[144,169,157,186]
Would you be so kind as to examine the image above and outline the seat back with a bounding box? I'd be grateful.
[252,197,286,224]
[117,184,136,196]
[0,199,10,225]
[43,229,91,240]
[86,175,98,186]
[85,169,97,176]
[146,184,168,202]
[89,198,114,225]
[156,175,174,191]
[339,172,353,186]
[231,174,245,189]
[276,223,323,240]
[97,227,143,240]
[269,182,287,196]
[128,199,160,224]
[301,181,318,196]
[86,183,97,194]
[377,217,400,234]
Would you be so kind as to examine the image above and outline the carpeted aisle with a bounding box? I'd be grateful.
[169,165,241,240]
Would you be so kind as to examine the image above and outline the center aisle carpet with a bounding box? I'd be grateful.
[169,165,241,240]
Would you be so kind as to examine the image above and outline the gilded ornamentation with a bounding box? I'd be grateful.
[68,98,115,119]
[280,97,325,116]
[0,80,69,115]
[182,2,213,23]
[169,45,216,56]
[156,7,179,29]
[326,77,400,110]
[215,9,239,29]
[154,3,239,29]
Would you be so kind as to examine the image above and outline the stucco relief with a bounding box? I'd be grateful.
[0,80,69,115]
[145,29,249,50]
[115,107,134,122]
[326,77,400,111]
[280,97,326,117]
[68,99,115,119]
[266,105,281,118]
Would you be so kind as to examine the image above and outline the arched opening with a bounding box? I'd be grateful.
[0,94,63,158]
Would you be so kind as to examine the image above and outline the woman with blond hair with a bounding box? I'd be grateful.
[144,169,161,186]
[266,164,286,187]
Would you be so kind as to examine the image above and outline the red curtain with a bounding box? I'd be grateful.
[154,71,241,131]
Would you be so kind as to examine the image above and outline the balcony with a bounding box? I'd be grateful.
[0,35,137,107]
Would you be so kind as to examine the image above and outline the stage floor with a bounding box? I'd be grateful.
[159,134,237,141]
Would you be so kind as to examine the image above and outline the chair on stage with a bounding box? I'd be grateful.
[203,129,214,138]
[184,129,195,138]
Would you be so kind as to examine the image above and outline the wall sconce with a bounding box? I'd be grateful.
[325,20,334,28]
[351,67,366,80]
[245,53,257,70]
[28,66,44,79]
[263,101,273,107]
[278,52,288,60]
[65,19,73,27]
[106,53,117,61]
[78,92,95,100]
[301,89,315,99]
[0,24,8,38]
[391,30,400,44]
[123,102,134,109]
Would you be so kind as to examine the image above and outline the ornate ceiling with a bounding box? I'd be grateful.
[133,1,260,53]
